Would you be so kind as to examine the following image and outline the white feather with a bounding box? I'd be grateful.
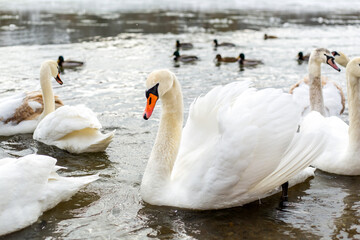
[0,154,98,236]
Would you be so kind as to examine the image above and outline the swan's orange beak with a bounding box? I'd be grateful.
[143,93,158,120]
[55,74,63,85]
[326,55,341,72]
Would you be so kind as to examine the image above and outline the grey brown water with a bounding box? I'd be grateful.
[1,1,360,239]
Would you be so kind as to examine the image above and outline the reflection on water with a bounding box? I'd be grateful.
[1,1,360,239]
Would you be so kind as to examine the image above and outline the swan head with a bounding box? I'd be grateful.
[143,69,175,120]
[332,51,349,68]
[309,48,340,72]
[346,57,360,83]
[41,60,63,85]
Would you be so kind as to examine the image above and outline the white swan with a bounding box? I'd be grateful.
[290,48,344,117]
[332,51,350,68]
[312,57,360,175]
[33,61,114,154]
[0,154,98,236]
[140,69,328,210]
[0,61,63,136]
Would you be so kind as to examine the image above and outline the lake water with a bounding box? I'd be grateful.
[1,0,360,239]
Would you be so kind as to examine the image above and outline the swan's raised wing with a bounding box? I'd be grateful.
[0,154,98,236]
[323,81,345,116]
[34,105,102,141]
[171,83,314,209]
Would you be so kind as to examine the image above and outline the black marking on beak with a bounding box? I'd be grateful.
[145,83,159,99]
[331,51,340,57]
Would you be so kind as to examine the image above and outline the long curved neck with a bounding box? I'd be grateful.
[308,58,326,116]
[39,66,55,119]
[142,78,184,194]
[347,73,360,152]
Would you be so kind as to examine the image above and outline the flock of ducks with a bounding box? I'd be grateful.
[174,38,265,66]
[0,43,357,236]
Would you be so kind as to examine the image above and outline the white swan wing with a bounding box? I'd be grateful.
[322,82,344,116]
[171,83,315,208]
[0,154,98,236]
[33,105,113,153]
[311,115,349,174]
[291,80,343,117]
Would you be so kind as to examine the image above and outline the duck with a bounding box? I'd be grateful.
[140,69,329,210]
[264,33,278,40]
[57,56,84,68]
[298,52,310,61]
[332,51,350,68]
[0,61,63,136]
[213,39,236,48]
[238,53,263,66]
[173,50,198,62]
[33,61,114,154]
[0,154,98,236]
[290,48,344,117]
[311,57,360,175]
[176,40,193,50]
[215,54,239,63]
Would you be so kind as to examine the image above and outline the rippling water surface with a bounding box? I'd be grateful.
[1,1,360,239]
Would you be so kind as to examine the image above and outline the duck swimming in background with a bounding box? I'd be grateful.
[264,33,278,40]
[141,69,329,210]
[332,51,350,67]
[0,61,63,136]
[213,39,236,48]
[238,53,263,66]
[173,50,198,62]
[298,52,310,61]
[57,56,84,68]
[0,154,99,236]
[176,40,193,50]
[33,61,114,154]
[215,54,239,63]
[290,48,344,117]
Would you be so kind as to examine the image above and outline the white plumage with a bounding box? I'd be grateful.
[33,105,114,154]
[141,70,328,210]
[290,77,345,117]
[0,154,99,236]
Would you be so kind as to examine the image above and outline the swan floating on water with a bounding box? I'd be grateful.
[0,154,98,236]
[33,61,114,154]
[141,69,328,210]
[0,61,63,136]
[312,57,360,175]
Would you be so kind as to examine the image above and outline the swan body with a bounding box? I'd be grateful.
[312,57,360,175]
[33,105,114,154]
[141,69,328,210]
[290,48,343,117]
[0,61,63,136]
[332,51,350,68]
[0,154,98,236]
